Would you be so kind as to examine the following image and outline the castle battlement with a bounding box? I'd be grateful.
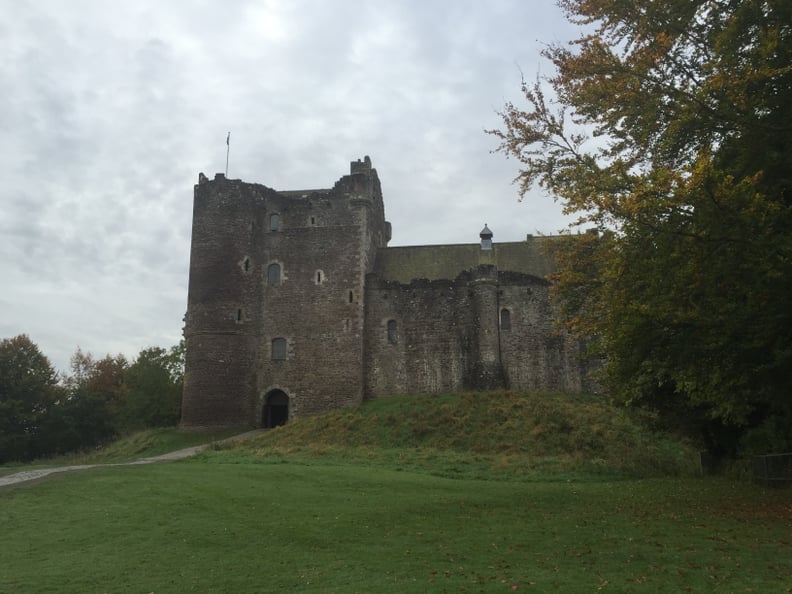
[350,155,372,175]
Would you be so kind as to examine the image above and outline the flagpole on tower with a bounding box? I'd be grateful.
[225,131,230,177]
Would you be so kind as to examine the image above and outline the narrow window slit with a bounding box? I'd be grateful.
[268,263,281,286]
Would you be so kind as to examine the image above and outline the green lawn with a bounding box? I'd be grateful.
[2,455,790,593]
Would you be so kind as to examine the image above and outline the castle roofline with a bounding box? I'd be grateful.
[374,239,558,283]
[383,235,563,251]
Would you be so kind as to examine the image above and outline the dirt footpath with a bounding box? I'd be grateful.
[0,429,264,490]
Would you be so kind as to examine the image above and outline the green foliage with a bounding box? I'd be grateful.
[490,0,792,452]
[64,341,184,434]
[0,335,185,463]
[58,349,129,451]
[0,335,60,463]
[38,391,116,455]
[65,342,184,435]
[121,346,182,431]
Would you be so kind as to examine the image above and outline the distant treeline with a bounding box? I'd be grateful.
[0,334,184,464]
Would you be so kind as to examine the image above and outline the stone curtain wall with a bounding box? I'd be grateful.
[364,276,475,397]
[364,267,586,398]
[497,273,586,393]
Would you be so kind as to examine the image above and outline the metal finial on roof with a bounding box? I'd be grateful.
[480,224,493,238]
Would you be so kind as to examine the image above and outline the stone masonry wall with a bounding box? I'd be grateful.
[181,174,266,427]
[257,221,367,418]
[182,159,388,428]
[364,268,587,398]
[364,275,475,397]
[497,272,586,392]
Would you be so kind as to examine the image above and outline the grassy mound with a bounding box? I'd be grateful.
[225,391,699,479]
[74,427,244,463]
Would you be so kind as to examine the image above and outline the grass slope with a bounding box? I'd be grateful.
[233,391,699,479]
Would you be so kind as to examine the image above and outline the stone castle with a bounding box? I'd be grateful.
[180,156,590,428]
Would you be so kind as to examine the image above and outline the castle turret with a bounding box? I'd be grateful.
[468,263,506,390]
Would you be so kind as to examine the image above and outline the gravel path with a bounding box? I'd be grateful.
[0,429,265,490]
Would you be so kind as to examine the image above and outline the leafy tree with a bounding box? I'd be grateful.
[122,346,182,430]
[162,339,186,386]
[0,335,60,462]
[0,338,184,462]
[65,347,94,389]
[39,389,117,455]
[81,353,129,423]
[55,350,130,450]
[490,0,792,452]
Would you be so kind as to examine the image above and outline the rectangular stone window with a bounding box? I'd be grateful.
[272,337,287,360]
[387,319,397,344]
[268,263,281,287]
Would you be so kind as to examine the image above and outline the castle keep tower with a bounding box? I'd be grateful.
[181,157,390,428]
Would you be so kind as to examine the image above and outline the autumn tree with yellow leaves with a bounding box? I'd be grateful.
[491,0,792,454]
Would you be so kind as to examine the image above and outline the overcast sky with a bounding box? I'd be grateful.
[1,0,582,373]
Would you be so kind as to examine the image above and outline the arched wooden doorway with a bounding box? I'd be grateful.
[262,390,289,428]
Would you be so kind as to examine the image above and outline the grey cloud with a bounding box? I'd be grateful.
[1,0,580,372]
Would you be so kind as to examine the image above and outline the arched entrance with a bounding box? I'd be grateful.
[262,390,289,428]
